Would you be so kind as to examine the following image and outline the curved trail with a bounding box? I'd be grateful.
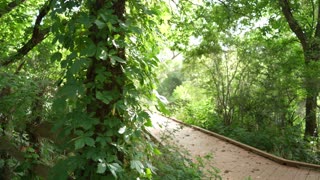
[147,114,320,180]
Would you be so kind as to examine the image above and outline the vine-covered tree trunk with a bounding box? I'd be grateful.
[86,0,125,118]
[0,0,163,178]
[85,0,126,172]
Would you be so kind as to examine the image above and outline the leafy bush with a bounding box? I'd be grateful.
[151,145,204,180]
[149,135,221,180]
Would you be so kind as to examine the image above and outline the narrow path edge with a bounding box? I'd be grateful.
[155,113,320,171]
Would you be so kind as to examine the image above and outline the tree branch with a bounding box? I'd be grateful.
[1,0,53,66]
[279,0,308,50]
[0,0,27,18]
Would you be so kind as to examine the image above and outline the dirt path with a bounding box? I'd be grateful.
[147,113,320,180]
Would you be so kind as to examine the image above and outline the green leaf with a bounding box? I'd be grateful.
[51,52,62,62]
[81,43,96,57]
[95,67,112,83]
[52,98,67,113]
[156,99,170,115]
[70,58,88,74]
[97,48,108,60]
[130,160,144,174]
[97,162,107,174]
[129,26,142,34]
[95,19,105,29]
[61,59,68,68]
[78,13,93,27]
[145,168,152,179]
[99,10,114,22]
[107,163,122,178]
[154,148,162,155]
[75,136,95,149]
[49,160,69,180]
[144,118,152,127]
[110,56,126,64]
[96,91,113,104]
[84,137,95,147]
[81,117,99,130]
[75,138,85,149]
[107,22,113,32]
[118,126,126,134]
[57,84,80,98]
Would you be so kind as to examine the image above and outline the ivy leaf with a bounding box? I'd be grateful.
[75,137,95,149]
[111,56,126,64]
[145,168,152,179]
[154,148,162,155]
[97,162,107,174]
[99,9,114,22]
[107,163,122,178]
[75,138,85,150]
[95,19,105,29]
[52,98,66,113]
[156,99,170,115]
[58,84,79,98]
[77,13,93,27]
[128,26,142,34]
[51,52,62,62]
[144,118,152,127]
[118,126,126,134]
[97,48,108,60]
[81,117,99,130]
[84,137,95,147]
[70,58,88,74]
[96,91,113,104]
[130,160,144,174]
[81,43,96,57]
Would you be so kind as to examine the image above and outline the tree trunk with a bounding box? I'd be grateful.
[304,52,319,137]
[279,0,319,137]
[305,93,317,137]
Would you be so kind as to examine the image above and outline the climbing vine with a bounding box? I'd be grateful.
[0,0,169,179]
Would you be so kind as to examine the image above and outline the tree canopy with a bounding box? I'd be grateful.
[158,0,320,164]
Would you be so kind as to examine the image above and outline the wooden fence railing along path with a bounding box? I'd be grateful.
[146,113,320,180]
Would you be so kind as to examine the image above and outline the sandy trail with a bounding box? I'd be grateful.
[147,113,320,180]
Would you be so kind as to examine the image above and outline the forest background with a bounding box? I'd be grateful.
[158,0,320,166]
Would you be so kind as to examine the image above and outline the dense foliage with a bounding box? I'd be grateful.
[157,0,320,164]
[0,0,213,179]
[2,0,320,179]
